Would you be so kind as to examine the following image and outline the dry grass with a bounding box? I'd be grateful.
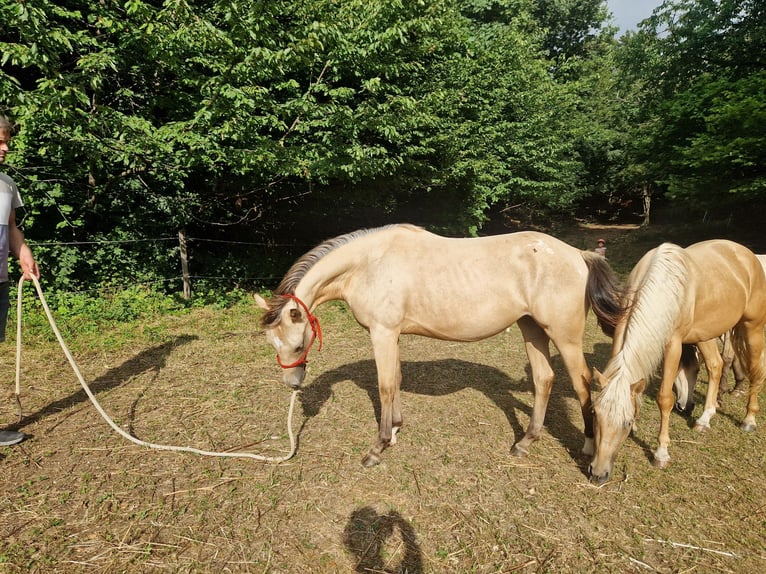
[2,222,766,573]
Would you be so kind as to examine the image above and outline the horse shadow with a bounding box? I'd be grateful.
[7,335,199,437]
[343,506,423,573]
[300,353,595,468]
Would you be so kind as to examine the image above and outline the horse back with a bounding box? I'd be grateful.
[339,228,590,339]
[685,240,766,334]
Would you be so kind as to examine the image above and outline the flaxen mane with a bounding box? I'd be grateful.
[594,243,689,425]
[260,224,420,326]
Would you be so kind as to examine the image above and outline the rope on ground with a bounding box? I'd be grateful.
[14,275,299,462]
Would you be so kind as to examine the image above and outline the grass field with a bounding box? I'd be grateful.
[1,222,765,573]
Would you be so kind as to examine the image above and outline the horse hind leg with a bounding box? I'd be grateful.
[510,317,555,458]
[556,340,594,456]
[733,324,765,432]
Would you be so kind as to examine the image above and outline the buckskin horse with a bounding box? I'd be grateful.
[589,240,766,484]
[255,224,622,467]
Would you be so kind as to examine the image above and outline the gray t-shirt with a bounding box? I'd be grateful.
[0,173,24,282]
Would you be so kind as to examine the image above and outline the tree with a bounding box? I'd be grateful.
[614,0,766,215]
[0,0,635,290]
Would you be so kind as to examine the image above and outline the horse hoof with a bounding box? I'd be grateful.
[510,444,529,458]
[651,458,670,470]
[693,423,710,433]
[740,422,756,433]
[361,453,381,467]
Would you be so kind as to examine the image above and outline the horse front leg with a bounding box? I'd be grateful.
[511,318,554,457]
[693,339,723,432]
[653,342,683,468]
[361,328,402,468]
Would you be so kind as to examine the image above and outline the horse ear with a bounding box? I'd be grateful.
[290,308,304,322]
[592,368,606,390]
[254,294,269,310]
[631,378,647,395]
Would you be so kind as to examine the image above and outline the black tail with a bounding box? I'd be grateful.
[581,251,624,338]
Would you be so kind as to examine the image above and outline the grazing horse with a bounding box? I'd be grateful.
[589,240,766,484]
[674,254,766,413]
[255,224,622,467]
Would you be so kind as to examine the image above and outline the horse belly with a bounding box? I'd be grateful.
[401,309,518,342]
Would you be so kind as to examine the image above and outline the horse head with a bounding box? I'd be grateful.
[673,344,700,416]
[255,293,322,389]
[589,368,646,484]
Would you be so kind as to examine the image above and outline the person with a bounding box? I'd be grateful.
[594,238,607,257]
[0,115,40,447]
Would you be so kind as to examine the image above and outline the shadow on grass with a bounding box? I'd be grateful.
[11,335,199,433]
[343,506,423,573]
[300,345,616,471]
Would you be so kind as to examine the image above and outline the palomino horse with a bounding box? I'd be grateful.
[674,254,766,414]
[255,224,622,467]
[589,240,766,484]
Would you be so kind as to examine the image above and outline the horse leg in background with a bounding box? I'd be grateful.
[730,353,748,395]
[734,323,766,432]
[673,344,700,416]
[653,340,684,468]
[510,316,555,457]
[362,327,403,467]
[692,339,724,432]
[718,330,747,397]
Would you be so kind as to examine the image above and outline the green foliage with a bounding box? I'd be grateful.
[612,0,766,211]
[662,72,766,204]
[18,285,180,341]
[2,0,763,292]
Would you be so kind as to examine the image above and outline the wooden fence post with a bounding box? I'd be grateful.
[178,229,191,299]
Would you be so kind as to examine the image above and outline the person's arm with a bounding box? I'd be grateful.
[8,210,39,280]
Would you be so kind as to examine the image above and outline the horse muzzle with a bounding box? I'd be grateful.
[281,366,306,389]
[674,400,694,416]
[588,464,611,485]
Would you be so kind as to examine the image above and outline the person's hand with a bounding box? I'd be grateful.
[22,260,40,280]
[18,245,39,280]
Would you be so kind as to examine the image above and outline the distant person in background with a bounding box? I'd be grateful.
[594,238,607,257]
[0,115,40,447]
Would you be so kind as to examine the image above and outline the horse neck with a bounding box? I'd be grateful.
[609,245,688,384]
[294,250,355,310]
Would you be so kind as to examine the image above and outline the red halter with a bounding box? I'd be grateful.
[276,294,323,369]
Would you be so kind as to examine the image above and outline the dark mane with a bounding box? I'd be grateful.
[260,224,416,326]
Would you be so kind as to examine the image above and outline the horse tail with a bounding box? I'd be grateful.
[581,251,623,337]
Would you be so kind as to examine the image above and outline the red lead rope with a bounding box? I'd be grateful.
[276,294,323,369]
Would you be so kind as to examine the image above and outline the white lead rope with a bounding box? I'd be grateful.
[14,275,299,462]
